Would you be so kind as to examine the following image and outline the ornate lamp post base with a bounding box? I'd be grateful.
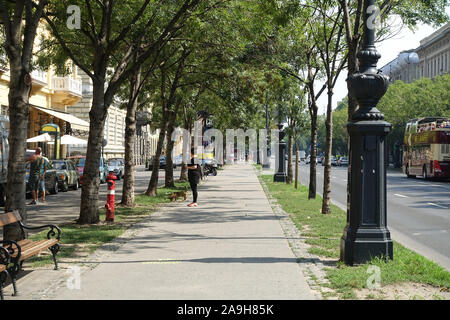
[274,124,287,182]
[341,121,394,265]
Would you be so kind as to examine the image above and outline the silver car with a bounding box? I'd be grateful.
[107,158,124,180]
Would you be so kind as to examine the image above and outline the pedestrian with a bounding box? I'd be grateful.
[40,153,49,203]
[26,147,45,205]
[187,148,201,207]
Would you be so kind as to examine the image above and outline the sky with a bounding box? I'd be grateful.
[316,7,450,115]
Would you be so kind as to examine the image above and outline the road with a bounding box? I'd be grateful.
[294,161,450,271]
[0,166,181,233]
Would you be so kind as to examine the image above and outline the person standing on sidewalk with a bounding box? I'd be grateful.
[26,147,44,205]
[40,153,49,203]
[187,148,201,207]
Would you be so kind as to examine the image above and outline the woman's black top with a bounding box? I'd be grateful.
[188,157,201,184]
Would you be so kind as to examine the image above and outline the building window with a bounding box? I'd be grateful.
[445,53,448,72]
[114,115,118,144]
[1,105,7,116]
[122,117,125,146]
[105,114,109,141]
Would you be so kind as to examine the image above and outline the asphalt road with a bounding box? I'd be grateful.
[294,161,450,271]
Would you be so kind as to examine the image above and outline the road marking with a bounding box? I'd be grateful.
[427,202,448,209]
[394,194,409,198]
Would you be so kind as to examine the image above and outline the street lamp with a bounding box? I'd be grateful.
[273,108,287,182]
[340,0,393,265]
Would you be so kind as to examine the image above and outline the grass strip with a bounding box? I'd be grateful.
[257,172,450,299]
[27,181,190,267]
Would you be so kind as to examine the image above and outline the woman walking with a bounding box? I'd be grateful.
[187,148,201,207]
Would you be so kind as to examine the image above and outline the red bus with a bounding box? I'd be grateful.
[403,117,450,179]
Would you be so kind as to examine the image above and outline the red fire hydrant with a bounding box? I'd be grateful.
[105,171,117,222]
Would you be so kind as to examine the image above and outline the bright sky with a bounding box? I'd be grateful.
[317,7,450,115]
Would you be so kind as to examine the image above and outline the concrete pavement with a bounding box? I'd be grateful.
[11,163,316,300]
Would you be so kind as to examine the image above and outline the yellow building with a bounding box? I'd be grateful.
[0,61,89,159]
[0,22,89,160]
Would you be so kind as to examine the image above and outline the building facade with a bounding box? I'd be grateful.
[381,22,450,83]
[66,70,126,159]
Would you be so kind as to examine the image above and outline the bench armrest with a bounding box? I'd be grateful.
[19,222,61,241]
[1,240,21,261]
[0,246,10,266]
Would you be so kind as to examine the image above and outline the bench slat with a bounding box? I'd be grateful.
[7,239,58,260]
[0,211,22,227]
[19,239,58,261]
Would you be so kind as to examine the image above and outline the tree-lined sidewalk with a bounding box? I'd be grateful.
[15,164,317,300]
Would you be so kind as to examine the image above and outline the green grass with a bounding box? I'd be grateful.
[257,172,450,299]
[27,181,190,267]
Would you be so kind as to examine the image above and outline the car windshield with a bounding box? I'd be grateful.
[108,160,120,166]
[76,158,86,167]
[52,162,67,170]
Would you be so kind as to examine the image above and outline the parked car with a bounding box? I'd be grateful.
[51,159,80,191]
[107,158,124,180]
[338,157,348,166]
[26,162,59,195]
[306,155,318,164]
[159,155,176,169]
[68,156,108,185]
[174,155,184,166]
[322,156,338,166]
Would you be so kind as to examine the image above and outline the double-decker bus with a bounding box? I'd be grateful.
[403,117,450,179]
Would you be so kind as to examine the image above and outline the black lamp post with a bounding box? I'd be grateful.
[273,109,287,182]
[340,0,393,265]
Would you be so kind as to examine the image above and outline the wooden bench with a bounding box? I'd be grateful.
[0,211,61,296]
[0,246,10,300]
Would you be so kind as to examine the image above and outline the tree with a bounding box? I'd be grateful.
[40,0,201,224]
[0,0,48,240]
[275,78,308,184]
[306,0,347,214]
[145,48,190,196]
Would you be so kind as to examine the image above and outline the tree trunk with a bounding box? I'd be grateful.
[2,0,48,239]
[78,81,107,224]
[321,89,334,214]
[145,111,167,196]
[286,132,293,184]
[309,114,318,199]
[308,88,319,200]
[295,149,299,189]
[121,66,141,207]
[164,109,177,188]
[4,59,31,240]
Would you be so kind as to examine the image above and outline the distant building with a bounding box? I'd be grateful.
[381,22,450,83]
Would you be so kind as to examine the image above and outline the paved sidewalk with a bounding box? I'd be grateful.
[7,164,317,300]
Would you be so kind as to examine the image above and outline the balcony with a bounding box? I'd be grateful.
[52,77,82,105]
[31,69,48,87]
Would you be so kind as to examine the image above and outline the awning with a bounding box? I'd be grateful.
[61,135,88,145]
[27,133,52,143]
[31,106,90,131]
